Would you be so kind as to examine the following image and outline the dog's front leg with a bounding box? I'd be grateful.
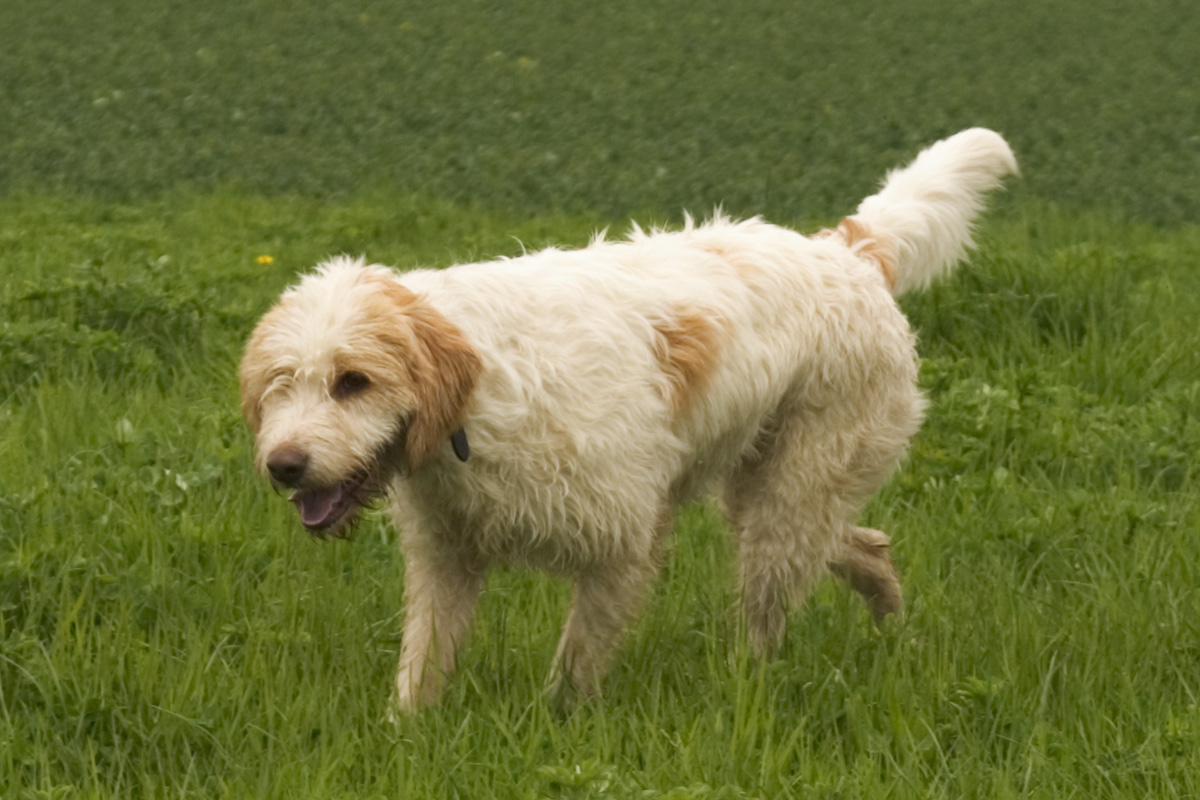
[547,558,660,703]
[391,545,484,716]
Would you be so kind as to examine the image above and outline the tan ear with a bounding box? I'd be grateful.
[362,275,482,471]
[403,301,482,470]
[239,359,265,431]
[239,304,289,432]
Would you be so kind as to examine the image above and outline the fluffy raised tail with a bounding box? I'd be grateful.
[830,128,1018,296]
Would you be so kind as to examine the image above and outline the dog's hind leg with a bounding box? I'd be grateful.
[726,394,917,658]
[828,526,902,625]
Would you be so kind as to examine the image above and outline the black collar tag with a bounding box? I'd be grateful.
[450,428,470,462]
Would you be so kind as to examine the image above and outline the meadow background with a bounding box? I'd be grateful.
[1,0,1198,797]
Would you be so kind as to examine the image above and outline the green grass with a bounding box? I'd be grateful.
[2,0,1200,796]
[2,0,1199,223]
[1,195,1198,798]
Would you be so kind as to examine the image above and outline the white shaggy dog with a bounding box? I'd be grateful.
[240,129,1017,713]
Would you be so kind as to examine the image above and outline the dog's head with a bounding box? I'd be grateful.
[239,257,481,537]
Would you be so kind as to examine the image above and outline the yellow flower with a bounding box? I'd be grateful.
[256,254,275,265]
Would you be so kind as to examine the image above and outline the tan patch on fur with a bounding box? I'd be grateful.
[816,216,898,290]
[698,240,759,277]
[698,241,731,260]
[358,273,483,471]
[652,310,723,414]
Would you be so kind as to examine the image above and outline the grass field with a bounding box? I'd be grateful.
[2,0,1199,797]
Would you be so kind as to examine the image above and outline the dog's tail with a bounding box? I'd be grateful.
[824,128,1018,296]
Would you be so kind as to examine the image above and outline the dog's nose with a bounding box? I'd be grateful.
[266,446,310,487]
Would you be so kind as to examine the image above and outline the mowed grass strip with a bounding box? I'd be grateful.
[1,195,1197,798]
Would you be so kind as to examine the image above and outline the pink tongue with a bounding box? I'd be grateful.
[292,485,345,528]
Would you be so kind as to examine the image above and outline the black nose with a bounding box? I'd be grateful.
[266,446,309,487]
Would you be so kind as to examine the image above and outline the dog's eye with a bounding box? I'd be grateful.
[333,371,371,399]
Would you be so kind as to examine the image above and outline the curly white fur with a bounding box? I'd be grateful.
[240,128,1017,713]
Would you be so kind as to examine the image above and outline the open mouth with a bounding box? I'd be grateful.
[291,481,360,535]
[289,472,382,538]
[285,422,408,538]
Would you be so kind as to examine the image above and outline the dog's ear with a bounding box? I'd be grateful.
[364,275,482,471]
[239,304,289,433]
[403,301,482,471]
[239,359,265,432]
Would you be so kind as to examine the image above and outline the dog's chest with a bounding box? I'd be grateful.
[396,448,668,572]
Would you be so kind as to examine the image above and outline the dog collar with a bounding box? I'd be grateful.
[450,428,470,462]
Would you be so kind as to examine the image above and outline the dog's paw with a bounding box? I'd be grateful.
[830,527,903,626]
[544,663,602,716]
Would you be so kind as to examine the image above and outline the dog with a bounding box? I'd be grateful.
[240,128,1017,713]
